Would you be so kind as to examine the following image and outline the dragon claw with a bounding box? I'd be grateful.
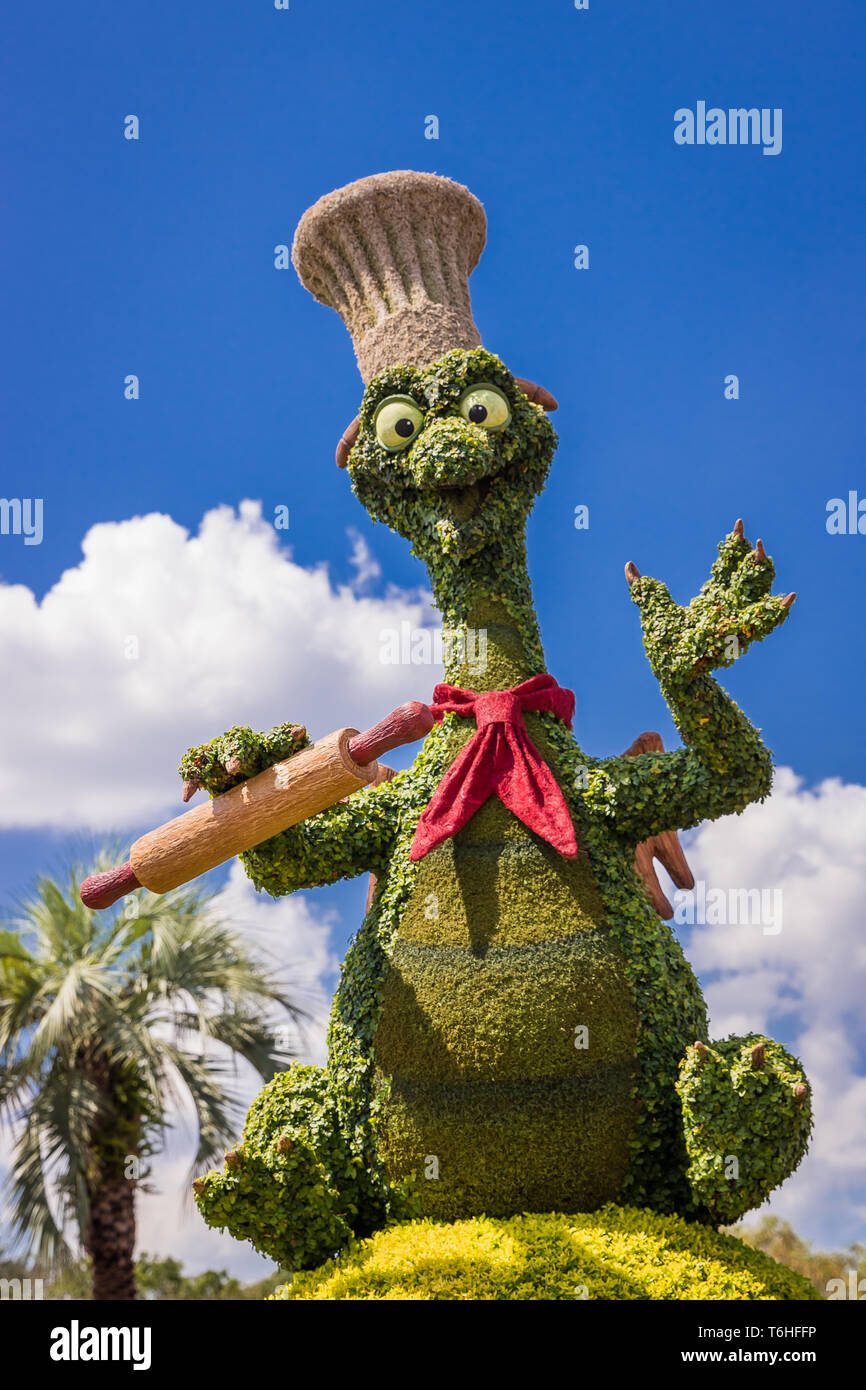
[182,778,202,803]
[781,592,796,610]
[224,756,243,776]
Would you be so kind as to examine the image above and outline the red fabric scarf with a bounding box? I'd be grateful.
[408,674,578,861]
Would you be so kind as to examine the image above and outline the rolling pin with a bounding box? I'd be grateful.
[80,701,433,909]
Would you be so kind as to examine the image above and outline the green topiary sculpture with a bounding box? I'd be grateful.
[188,172,811,1277]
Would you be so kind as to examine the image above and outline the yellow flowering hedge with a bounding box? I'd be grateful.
[269,1205,820,1301]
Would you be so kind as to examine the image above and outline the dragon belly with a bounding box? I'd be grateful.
[372,796,639,1218]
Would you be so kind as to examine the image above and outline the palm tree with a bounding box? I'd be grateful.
[0,849,303,1300]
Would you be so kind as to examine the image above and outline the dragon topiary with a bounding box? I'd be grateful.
[187,172,811,1273]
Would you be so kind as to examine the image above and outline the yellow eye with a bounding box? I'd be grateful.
[374,396,425,451]
[458,383,511,431]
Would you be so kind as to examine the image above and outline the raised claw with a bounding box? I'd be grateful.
[754,538,766,562]
[182,778,202,803]
[781,592,796,610]
[624,561,642,586]
[733,518,745,539]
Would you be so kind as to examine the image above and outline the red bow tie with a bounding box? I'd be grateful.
[408,674,578,861]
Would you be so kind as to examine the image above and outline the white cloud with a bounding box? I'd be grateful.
[0,861,339,1278]
[209,860,337,1066]
[132,864,341,1278]
[134,1145,275,1281]
[0,501,439,830]
[345,527,382,591]
[668,767,866,1248]
[0,498,434,1279]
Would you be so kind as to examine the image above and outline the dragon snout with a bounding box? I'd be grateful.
[406,417,501,491]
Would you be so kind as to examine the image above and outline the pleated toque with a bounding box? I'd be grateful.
[291,170,487,383]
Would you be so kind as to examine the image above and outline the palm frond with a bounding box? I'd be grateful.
[1,846,309,1264]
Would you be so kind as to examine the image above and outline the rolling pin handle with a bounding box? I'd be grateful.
[347,701,434,766]
[80,861,141,909]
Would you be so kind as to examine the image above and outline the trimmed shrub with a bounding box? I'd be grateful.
[271,1205,821,1301]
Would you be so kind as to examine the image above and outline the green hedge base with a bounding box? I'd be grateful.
[269,1205,820,1301]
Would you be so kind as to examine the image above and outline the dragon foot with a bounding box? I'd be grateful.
[677,1035,812,1224]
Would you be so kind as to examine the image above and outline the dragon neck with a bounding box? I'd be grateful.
[427,527,547,693]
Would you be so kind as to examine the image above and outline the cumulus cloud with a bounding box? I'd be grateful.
[0,861,340,1276]
[667,768,866,1248]
[210,860,338,1066]
[131,864,342,1276]
[0,501,439,829]
[134,1145,275,1280]
[0,499,434,1276]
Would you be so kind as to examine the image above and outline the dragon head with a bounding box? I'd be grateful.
[345,347,557,567]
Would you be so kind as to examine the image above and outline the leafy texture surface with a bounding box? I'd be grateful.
[190,349,810,1271]
[270,1207,821,1302]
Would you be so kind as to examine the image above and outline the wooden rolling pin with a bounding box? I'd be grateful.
[80,701,433,909]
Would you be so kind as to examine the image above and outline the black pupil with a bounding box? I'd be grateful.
[468,402,488,423]
[395,417,415,438]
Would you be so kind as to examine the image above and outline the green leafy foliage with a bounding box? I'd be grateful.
[179,721,309,797]
[188,348,810,1272]
[269,1206,821,1301]
[193,1063,414,1270]
[0,851,301,1295]
[678,1038,812,1224]
[349,347,556,574]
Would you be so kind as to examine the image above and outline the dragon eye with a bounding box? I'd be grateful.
[458,384,511,431]
[374,396,425,452]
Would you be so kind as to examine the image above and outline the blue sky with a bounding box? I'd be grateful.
[2,1,864,1274]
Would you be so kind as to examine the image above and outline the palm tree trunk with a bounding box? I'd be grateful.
[85,1172,137,1300]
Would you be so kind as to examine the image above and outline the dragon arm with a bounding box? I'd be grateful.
[585,680,772,845]
[583,521,793,846]
[177,703,434,901]
[240,776,405,898]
